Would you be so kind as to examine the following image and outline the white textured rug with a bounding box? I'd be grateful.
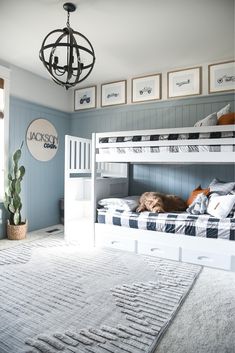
[0,235,201,353]
[154,266,235,353]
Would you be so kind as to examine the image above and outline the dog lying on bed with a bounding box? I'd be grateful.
[136,191,187,213]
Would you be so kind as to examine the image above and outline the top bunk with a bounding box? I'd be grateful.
[94,125,235,164]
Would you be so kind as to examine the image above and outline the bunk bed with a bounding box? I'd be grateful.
[91,125,235,272]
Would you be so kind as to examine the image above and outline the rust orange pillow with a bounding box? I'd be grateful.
[217,112,235,125]
[187,185,210,206]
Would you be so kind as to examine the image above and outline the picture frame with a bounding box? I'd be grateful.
[74,86,96,111]
[101,80,126,107]
[132,73,161,103]
[167,67,202,98]
[208,61,235,94]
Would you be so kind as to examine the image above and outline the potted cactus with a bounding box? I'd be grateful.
[4,142,27,240]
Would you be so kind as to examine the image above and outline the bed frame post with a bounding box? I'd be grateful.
[64,135,69,238]
[91,132,97,247]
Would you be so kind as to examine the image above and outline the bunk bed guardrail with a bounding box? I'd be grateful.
[94,125,235,164]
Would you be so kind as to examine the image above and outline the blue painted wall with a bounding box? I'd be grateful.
[0,97,70,238]
[70,92,235,199]
[70,93,234,136]
[129,164,234,200]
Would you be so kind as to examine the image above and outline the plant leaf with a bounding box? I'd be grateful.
[15,180,21,194]
[19,166,25,179]
[13,195,21,209]
[13,149,21,163]
[16,170,21,179]
[13,211,20,225]
[9,204,15,213]
[9,180,14,193]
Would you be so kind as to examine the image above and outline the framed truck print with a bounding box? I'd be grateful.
[168,67,202,98]
[209,61,235,93]
[132,74,161,103]
[74,86,96,111]
[101,80,126,107]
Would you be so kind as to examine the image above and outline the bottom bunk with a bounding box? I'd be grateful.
[95,209,235,272]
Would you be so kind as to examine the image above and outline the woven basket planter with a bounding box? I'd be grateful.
[7,220,28,240]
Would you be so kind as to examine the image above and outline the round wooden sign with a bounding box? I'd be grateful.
[26,118,59,161]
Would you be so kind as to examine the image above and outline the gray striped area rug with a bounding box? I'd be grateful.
[0,235,201,353]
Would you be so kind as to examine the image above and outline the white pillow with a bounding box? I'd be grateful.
[217,104,231,119]
[98,196,139,211]
[194,112,217,127]
[207,194,235,218]
[209,178,235,195]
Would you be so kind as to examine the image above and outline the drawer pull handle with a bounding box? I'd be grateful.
[111,241,119,245]
[150,247,163,253]
[197,256,212,262]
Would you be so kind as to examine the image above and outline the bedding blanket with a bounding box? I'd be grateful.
[97,209,235,240]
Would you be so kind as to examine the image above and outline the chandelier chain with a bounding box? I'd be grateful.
[66,11,70,28]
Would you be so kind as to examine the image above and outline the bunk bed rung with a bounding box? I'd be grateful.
[96,152,234,164]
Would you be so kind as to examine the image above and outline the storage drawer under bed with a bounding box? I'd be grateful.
[137,241,180,261]
[95,234,136,252]
[181,248,231,270]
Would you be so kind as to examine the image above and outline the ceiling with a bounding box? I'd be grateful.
[0,0,234,88]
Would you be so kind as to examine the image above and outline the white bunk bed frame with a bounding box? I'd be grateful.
[64,126,235,271]
[91,125,235,272]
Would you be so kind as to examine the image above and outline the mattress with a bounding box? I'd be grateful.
[99,145,234,155]
[99,131,235,144]
[97,208,235,240]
